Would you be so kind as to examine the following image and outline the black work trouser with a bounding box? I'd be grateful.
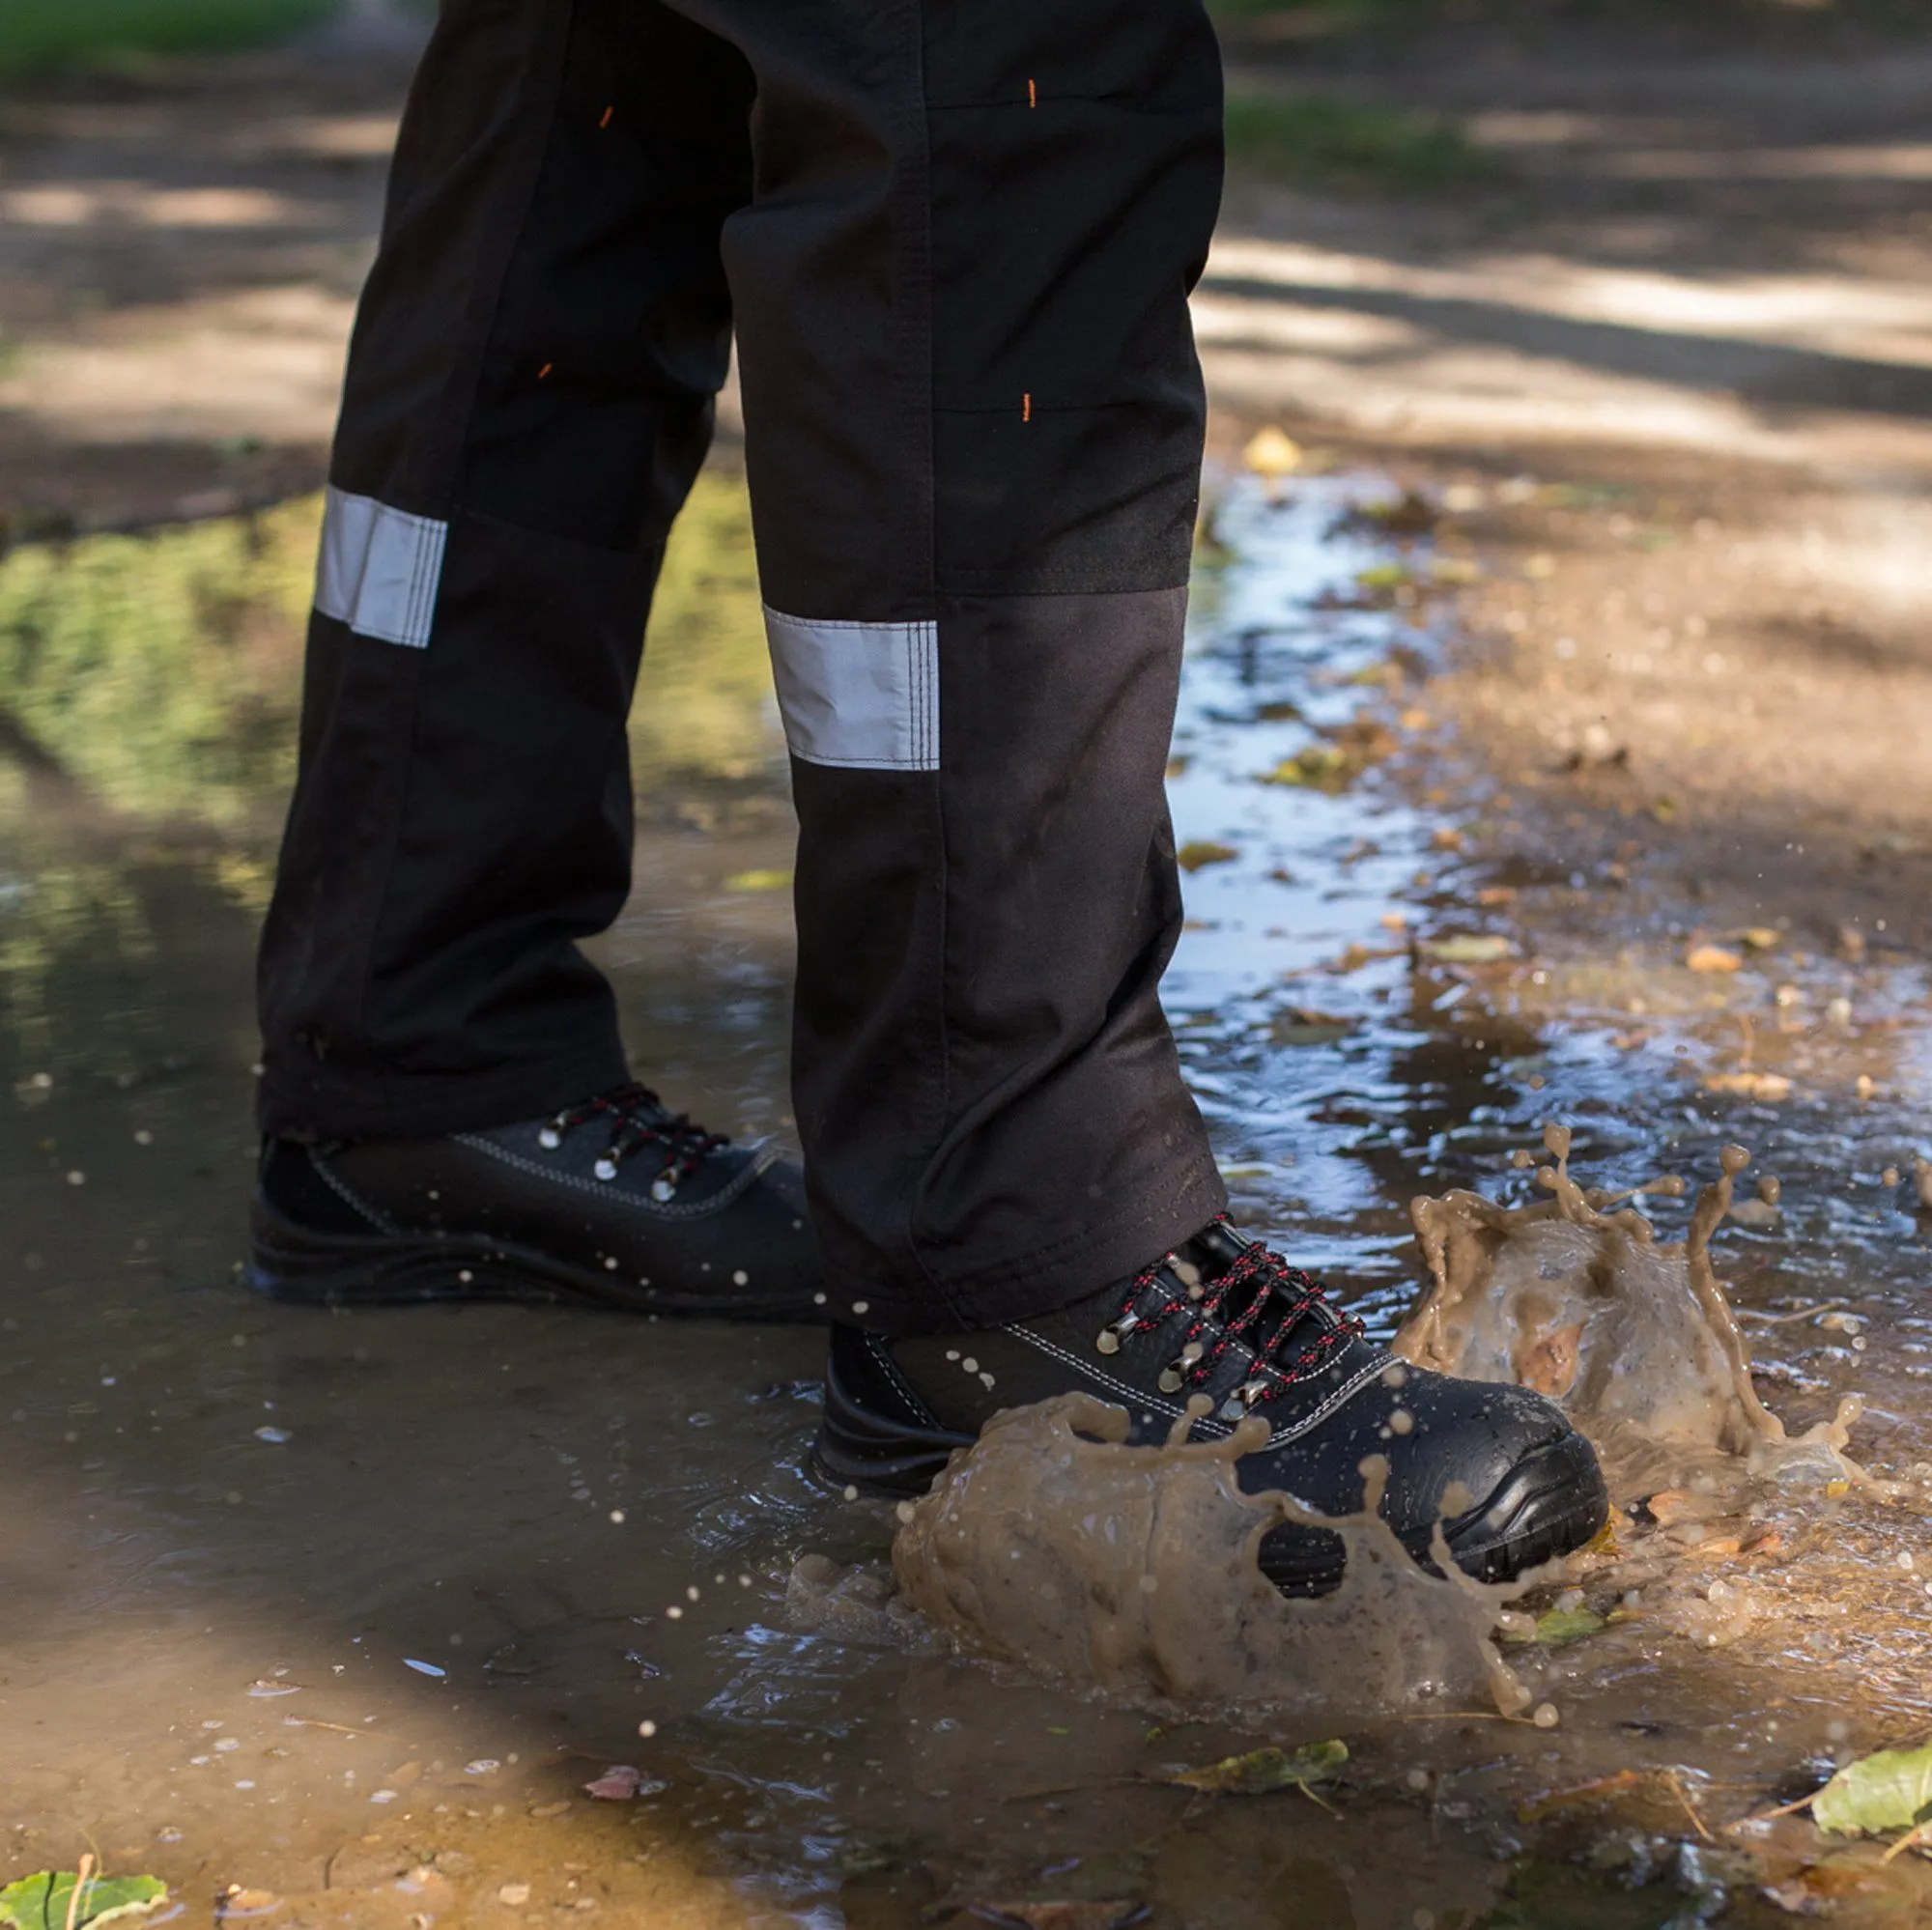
[257,0,1229,1330]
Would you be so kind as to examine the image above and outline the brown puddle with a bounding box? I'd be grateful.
[13,471,1932,1923]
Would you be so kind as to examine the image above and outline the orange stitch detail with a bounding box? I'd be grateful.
[1022,391,1032,422]
[599,105,613,128]
[537,362,554,380]
[1027,77,1037,108]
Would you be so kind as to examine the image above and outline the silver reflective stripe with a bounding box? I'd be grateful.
[761,606,940,772]
[313,484,448,650]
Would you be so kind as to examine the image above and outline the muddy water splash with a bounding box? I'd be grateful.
[891,1393,1530,1721]
[1397,1128,1866,1501]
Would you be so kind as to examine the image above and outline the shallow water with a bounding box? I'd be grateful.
[6,468,1932,1925]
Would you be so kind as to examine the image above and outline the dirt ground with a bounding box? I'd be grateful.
[6,6,1932,961]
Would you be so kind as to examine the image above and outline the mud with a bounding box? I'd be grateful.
[1399,1126,1873,1503]
[10,467,1932,1925]
[892,1394,1528,1722]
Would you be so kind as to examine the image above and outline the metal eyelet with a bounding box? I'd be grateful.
[651,1173,678,1203]
[593,1155,619,1181]
[538,1124,563,1149]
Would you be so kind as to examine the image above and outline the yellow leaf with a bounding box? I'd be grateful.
[1686,944,1742,974]
[1703,1071,1792,1101]
[1177,840,1239,872]
[1242,427,1302,478]
[724,868,793,893]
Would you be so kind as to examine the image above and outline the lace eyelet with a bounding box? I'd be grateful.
[593,1156,619,1181]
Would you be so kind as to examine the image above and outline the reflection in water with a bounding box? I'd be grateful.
[4,468,1932,1924]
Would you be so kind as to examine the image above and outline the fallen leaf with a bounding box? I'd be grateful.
[1738,927,1780,951]
[1165,1739,1348,1798]
[1813,1743,1932,1836]
[1499,1607,1607,1654]
[1687,944,1744,974]
[583,1765,643,1800]
[1476,886,1518,907]
[1428,826,1463,851]
[215,1887,280,1917]
[1242,427,1301,479]
[723,868,792,893]
[0,1873,168,1930]
[1260,745,1353,789]
[1704,1072,1793,1101]
[1177,840,1239,872]
[1421,934,1513,965]
[1644,1490,1715,1527]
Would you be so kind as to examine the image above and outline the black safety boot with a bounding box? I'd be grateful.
[816,1218,1606,1593]
[247,1083,824,1320]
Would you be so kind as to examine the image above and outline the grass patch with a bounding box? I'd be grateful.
[0,0,337,77]
[0,468,780,831]
[1223,92,1502,193]
[0,499,317,825]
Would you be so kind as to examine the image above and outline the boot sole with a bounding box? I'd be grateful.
[813,1381,1609,1596]
[246,1193,826,1322]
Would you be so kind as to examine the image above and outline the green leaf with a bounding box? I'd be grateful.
[1166,1739,1348,1797]
[1813,1745,1932,1836]
[1260,745,1352,789]
[0,1872,168,1930]
[1421,934,1513,965]
[1501,1607,1605,1650]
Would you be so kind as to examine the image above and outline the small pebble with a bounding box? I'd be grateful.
[1531,1703,1560,1729]
[638,1720,657,1738]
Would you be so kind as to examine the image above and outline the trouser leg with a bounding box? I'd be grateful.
[257,0,753,1140]
[699,0,1230,1328]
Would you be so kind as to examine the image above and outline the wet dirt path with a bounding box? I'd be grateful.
[6,468,1932,1926]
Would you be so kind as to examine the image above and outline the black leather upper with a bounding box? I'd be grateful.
[834,1228,1591,1540]
[260,1104,824,1317]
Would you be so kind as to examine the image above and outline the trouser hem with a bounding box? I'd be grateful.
[257,1043,631,1145]
[836,1150,1229,1336]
